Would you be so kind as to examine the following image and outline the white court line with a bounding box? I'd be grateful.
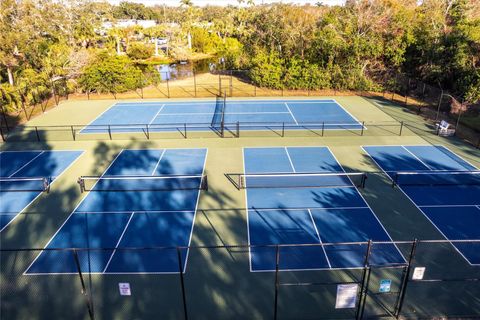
[102,212,135,273]
[361,145,478,266]
[8,151,45,177]
[284,147,296,173]
[148,104,166,125]
[79,101,117,133]
[308,208,332,268]
[401,146,432,170]
[151,149,166,175]
[419,204,480,208]
[328,146,407,265]
[437,145,480,170]
[24,150,125,275]
[284,103,299,125]
[157,112,291,116]
[183,148,208,274]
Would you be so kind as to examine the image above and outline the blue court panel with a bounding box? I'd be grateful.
[364,145,480,265]
[245,147,405,271]
[26,148,207,274]
[0,150,83,232]
[81,99,362,133]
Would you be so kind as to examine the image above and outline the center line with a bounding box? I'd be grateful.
[149,104,166,125]
[307,209,332,269]
[102,211,135,273]
[284,103,299,125]
[9,151,45,177]
[151,149,167,175]
[284,147,296,172]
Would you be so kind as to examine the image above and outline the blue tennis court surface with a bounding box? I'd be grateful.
[364,145,480,265]
[244,147,405,271]
[0,150,83,232]
[25,148,207,274]
[81,99,362,133]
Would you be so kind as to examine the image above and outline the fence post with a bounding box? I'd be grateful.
[35,126,40,141]
[193,71,197,97]
[399,121,404,136]
[361,121,365,136]
[72,249,95,320]
[108,125,112,140]
[71,125,76,141]
[1,106,10,131]
[395,239,418,318]
[145,124,150,139]
[167,78,170,98]
[355,240,372,320]
[273,245,280,320]
[176,247,189,320]
[436,91,443,121]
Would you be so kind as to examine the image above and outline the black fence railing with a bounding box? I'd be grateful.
[0,120,442,142]
[1,239,480,320]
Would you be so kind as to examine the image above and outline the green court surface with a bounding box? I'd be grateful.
[1,95,479,319]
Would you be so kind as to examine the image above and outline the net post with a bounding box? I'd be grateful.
[395,239,418,318]
[77,177,85,193]
[145,124,150,139]
[282,122,285,137]
[35,126,40,141]
[71,125,76,141]
[72,249,95,320]
[202,175,208,191]
[361,121,365,136]
[108,125,112,140]
[43,177,51,193]
[273,245,280,320]
[236,121,240,138]
[399,121,404,136]
[321,122,325,136]
[176,247,189,320]
[392,173,398,188]
[184,123,187,139]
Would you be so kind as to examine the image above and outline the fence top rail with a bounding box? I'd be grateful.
[2,238,480,252]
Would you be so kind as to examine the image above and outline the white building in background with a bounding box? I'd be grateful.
[100,19,157,31]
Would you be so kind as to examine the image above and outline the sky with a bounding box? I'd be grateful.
[106,0,346,6]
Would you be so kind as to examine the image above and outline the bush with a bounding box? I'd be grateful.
[250,50,284,89]
[127,42,154,60]
[78,51,143,95]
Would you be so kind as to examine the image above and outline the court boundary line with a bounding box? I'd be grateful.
[361,145,479,266]
[284,147,296,172]
[284,103,299,125]
[327,146,407,265]
[0,150,85,233]
[437,145,479,170]
[24,149,125,275]
[78,101,118,134]
[330,99,364,129]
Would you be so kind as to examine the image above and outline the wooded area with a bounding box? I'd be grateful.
[1,0,479,114]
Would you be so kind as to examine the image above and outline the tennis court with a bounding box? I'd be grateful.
[0,150,83,232]
[241,146,406,271]
[363,145,480,265]
[25,148,207,274]
[81,99,363,133]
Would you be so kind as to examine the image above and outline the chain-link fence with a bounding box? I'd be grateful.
[2,239,479,320]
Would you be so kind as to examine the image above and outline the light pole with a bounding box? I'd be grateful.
[436,92,456,121]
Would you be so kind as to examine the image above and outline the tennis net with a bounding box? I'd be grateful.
[392,170,480,187]
[211,93,226,134]
[0,177,51,192]
[226,172,367,190]
[78,174,208,192]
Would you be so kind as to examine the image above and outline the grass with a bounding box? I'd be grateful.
[1,95,479,319]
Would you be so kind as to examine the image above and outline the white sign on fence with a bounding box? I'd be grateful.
[119,283,131,296]
[335,284,358,309]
